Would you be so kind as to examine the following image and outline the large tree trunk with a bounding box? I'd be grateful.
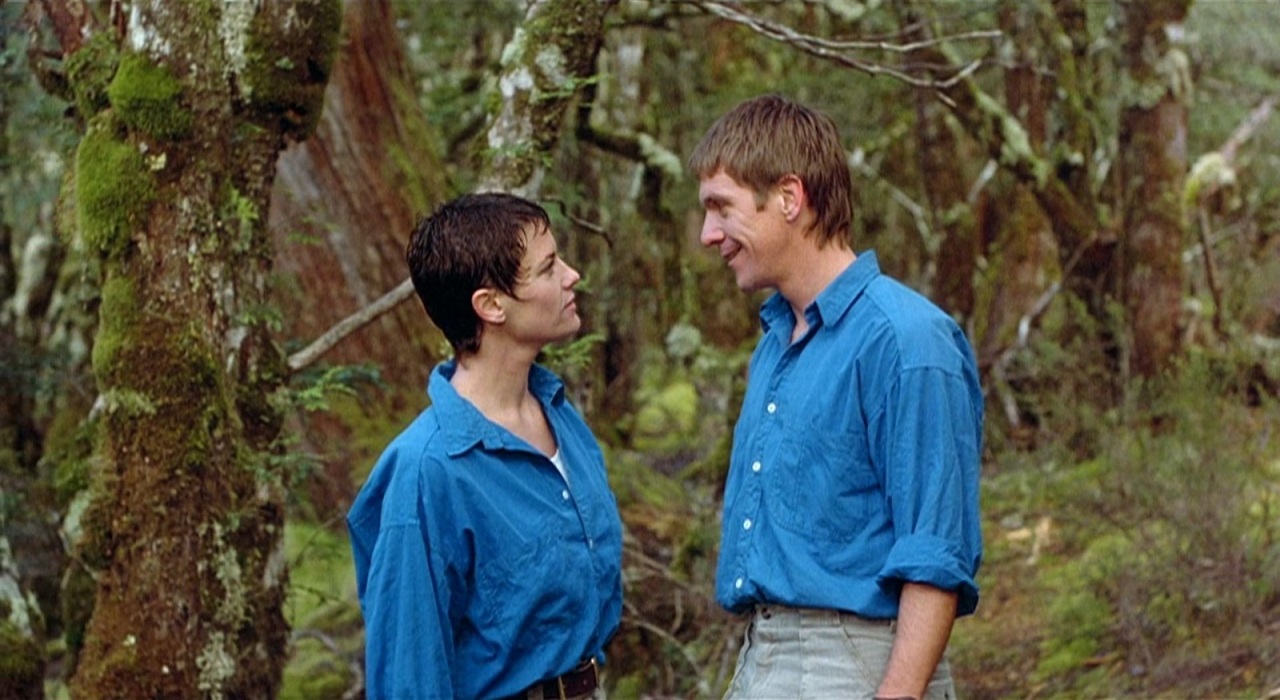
[269,0,446,390]
[267,0,448,517]
[1118,0,1193,377]
[975,1,1058,367]
[33,1,343,697]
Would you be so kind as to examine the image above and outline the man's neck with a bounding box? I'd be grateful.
[780,243,857,326]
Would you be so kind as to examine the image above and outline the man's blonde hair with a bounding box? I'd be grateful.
[689,94,852,247]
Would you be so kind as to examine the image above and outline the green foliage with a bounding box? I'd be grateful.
[631,379,699,452]
[539,331,605,378]
[283,364,383,415]
[283,521,359,630]
[74,122,157,258]
[964,348,1280,699]
[107,53,193,140]
[279,523,361,700]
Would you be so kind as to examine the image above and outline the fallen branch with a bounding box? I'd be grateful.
[287,278,416,373]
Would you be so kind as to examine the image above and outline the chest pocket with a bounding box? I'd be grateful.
[473,500,590,641]
[767,428,880,542]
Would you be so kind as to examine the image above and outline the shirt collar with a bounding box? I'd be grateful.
[427,359,566,456]
[760,250,881,336]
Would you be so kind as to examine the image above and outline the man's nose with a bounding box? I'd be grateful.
[699,218,723,247]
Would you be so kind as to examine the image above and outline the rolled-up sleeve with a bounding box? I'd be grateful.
[874,365,983,616]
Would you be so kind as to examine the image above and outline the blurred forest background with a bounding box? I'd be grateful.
[1,0,1279,698]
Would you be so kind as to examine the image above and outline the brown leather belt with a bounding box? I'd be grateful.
[532,658,598,699]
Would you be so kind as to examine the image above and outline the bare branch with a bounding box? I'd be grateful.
[1221,96,1276,164]
[987,231,1100,429]
[691,1,999,89]
[286,278,417,373]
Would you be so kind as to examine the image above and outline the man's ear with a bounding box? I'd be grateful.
[472,288,506,325]
[776,174,807,223]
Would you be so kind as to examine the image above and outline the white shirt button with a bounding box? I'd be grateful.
[767,402,777,414]
[751,460,761,473]
[735,577,744,589]
[743,518,753,530]
[561,490,570,500]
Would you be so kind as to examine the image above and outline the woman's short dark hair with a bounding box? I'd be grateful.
[405,192,550,355]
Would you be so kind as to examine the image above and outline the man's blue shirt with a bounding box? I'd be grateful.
[715,251,984,619]
[347,361,623,699]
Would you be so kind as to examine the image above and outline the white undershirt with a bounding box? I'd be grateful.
[549,449,570,487]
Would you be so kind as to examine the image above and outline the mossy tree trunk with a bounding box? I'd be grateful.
[894,0,980,320]
[973,1,1058,367]
[477,0,613,196]
[1118,0,1193,377]
[33,1,341,697]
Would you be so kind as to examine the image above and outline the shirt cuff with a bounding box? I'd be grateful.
[877,532,980,616]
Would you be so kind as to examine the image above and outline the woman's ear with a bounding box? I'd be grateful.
[472,288,506,325]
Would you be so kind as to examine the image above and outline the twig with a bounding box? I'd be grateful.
[848,151,935,254]
[1196,207,1226,339]
[286,278,416,373]
[1221,97,1275,164]
[988,232,1099,429]
[1187,95,1276,342]
[621,604,708,694]
[543,198,615,248]
[693,1,998,89]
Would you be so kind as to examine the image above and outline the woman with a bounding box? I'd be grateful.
[348,192,622,699]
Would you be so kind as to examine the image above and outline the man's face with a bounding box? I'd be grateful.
[697,169,788,293]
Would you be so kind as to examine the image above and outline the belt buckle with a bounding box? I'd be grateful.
[556,658,596,700]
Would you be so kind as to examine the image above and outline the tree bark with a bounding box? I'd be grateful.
[32,1,343,697]
[975,1,1058,368]
[1118,0,1193,377]
[269,0,447,391]
[478,0,614,195]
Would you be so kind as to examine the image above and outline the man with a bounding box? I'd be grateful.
[691,94,983,700]
[347,192,622,699]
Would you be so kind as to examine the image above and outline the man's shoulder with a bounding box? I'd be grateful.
[856,276,972,366]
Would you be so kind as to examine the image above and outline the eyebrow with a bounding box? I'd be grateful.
[701,193,728,209]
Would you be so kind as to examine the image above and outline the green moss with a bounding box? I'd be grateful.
[607,450,688,513]
[241,0,343,139]
[46,406,98,506]
[631,380,699,452]
[75,123,156,258]
[65,32,121,119]
[0,621,43,697]
[108,53,194,140]
[60,561,98,659]
[90,273,140,383]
